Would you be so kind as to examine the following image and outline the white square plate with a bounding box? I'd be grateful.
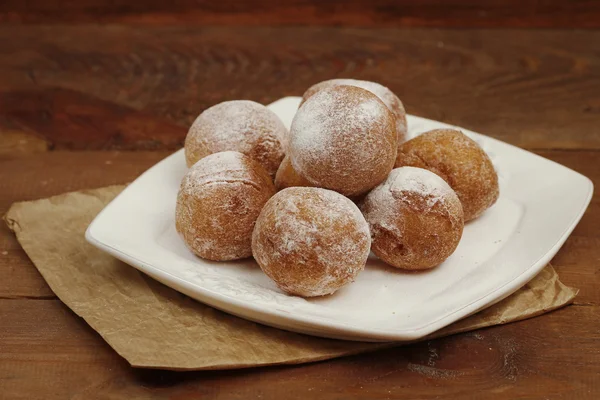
[86,97,593,342]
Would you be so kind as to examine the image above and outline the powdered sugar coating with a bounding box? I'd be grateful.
[301,79,408,144]
[361,167,464,270]
[185,100,287,177]
[394,129,499,221]
[290,85,397,196]
[252,187,371,297]
[176,151,276,261]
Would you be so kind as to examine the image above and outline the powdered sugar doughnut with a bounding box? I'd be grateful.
[252,187,371,297]
[275,156,369,204]
[289,85,397,197]
[274,155,314,191]
[394,129,499,221]
[361,167,464,270]
[176,151,276,261]
[185,100,287,177]
[301,79,408,144]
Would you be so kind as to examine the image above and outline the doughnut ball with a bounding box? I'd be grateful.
[176,151,276,261]
[274,155,314,191]
[252,187,371,297]
[301,79,408,144]
[185,100,287,177]
[394,129,499,221]
[275,156,368,204]
[289,85,397,197]
[361,167,464,270]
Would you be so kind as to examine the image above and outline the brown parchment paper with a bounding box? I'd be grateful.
[4,185,578,371]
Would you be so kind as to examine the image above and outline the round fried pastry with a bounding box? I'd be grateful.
[301,78,407,144]
[252,187,370,297]
[176,151,276,261]
[274,155,314,191]
[185,100,287,176]
[361,167,464,270]
[289,85,397,197]
[394,129,499,221]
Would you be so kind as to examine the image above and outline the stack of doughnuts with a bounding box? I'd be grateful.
[176,79,499,297]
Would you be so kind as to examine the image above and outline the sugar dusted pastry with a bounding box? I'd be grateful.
[176,151,275,261]
[185,100,287,177]
[361,167,464,270]
[395,129,499,221]
[252,187,370,297]
[301,78,408,144]
[289,85,397,197]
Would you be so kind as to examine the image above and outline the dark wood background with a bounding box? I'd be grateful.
[2,0,600,27]
[1,1,600,399]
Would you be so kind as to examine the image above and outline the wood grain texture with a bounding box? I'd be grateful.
[1,0,600,28]
[1,299,598,399]
[0,152,168,299]
[0,226,53,299]
[1,27,599,150]
[0,89,186,151]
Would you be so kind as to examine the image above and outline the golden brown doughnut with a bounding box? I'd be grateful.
[274,156,367,206]
[301,78,408,144]
[185,100,287,177]
[289,85,397,197]
[176,151,276,261]
[252,187,371,297]
[361,167,464,270]
[394,129,499,221]
[274,155,314,191]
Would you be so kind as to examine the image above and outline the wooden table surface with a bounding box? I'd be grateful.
[1,4,600,398]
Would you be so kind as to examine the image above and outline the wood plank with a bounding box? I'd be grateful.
[0,299,598,399]
[0,151,169,211]
[0,151,169,298]
[0,226,54,299]
[1,150,599,303]
[1,27,599,150]
[0,89,186,151]
[1,0,600,28]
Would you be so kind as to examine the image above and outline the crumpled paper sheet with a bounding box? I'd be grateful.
[4,185,578,371]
